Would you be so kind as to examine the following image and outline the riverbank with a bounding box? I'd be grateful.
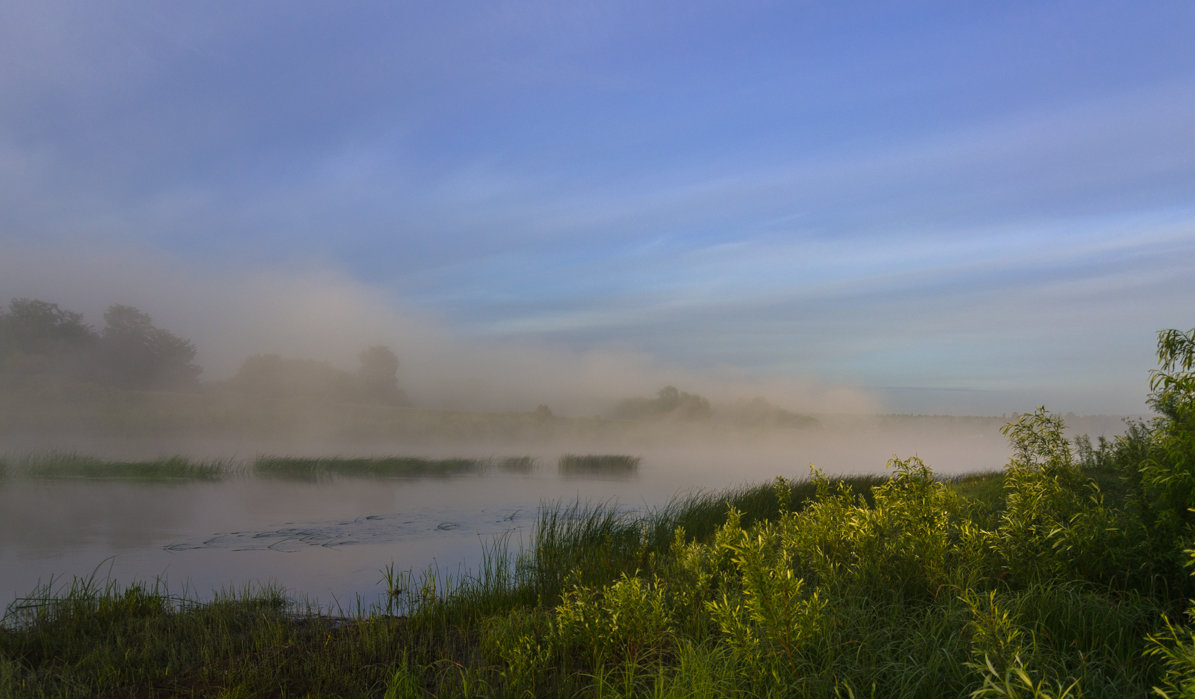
[5,413,1195,697]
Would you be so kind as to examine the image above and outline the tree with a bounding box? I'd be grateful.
[232,353,354,399]
[612,385,712,420]
[1139,328,1195,556]
[0,298,99,383]
[100,304,201,389]
[357,345,403,404]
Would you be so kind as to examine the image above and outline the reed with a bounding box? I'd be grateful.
[558,453,640,477]
[252,455,484,480]
[496,455,536,473]
[19,452,230,481]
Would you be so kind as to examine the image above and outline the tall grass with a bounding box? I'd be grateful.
[0,465,1182,697]
[4,328,1195,696]
[558,453,640,478]
[252,455,484,480]
[18,452,230,481]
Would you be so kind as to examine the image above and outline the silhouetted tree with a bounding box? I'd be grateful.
[357,345,403,404]
[612,385,712,420]
[100,304,201,389]
[0,298,99,384]
[232,353,354,399]
[1,299,96,354]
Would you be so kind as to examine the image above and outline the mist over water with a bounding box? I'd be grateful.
[0,246,1144,612]
[1,409,1133,611]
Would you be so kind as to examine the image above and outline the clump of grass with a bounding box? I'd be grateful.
[252,455,484,480]
[19,452,229,481]
[558,453,640,478]
[496,455,536,473]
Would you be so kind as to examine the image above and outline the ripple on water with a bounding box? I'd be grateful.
[162,507,522,552]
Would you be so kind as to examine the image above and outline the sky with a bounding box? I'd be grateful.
[1,1,1193,416]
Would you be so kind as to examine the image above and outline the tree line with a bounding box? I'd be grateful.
[0,297,403,404]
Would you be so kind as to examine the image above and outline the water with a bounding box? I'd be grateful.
[1,417,1046,613]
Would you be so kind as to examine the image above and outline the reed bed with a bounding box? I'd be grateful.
[252,455,485,480]
[6,329,1194,695]
[0,464,1188,697]
[558,453,640,478]
[18,453,230,481]
[495,455,536,473]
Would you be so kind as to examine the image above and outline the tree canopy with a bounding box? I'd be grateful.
[0,298,200,390]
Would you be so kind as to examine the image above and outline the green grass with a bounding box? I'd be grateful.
[1,463,1181,697]
[18,452,230,481]
[6,328,1195,695]
[0,461,1187,698]
[252,455,485,480]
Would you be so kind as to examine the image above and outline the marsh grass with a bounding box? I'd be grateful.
[0,466,1185,697]
[18,452,230,481]
[558,453,640,478]
[496,455,536,473]
[7,329,1195,695]
[252,455,485,480]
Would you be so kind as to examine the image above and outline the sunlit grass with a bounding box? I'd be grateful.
[0,461,1186,697]
[6,327,1194,695]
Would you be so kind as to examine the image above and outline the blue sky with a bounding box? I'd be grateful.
[2,1,1194,415]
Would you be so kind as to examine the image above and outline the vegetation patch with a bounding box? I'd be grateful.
[495,455,536,473]
[19,453,229,481]
[252,455,485,480]
[4,327,1195,696]
[558,453,640,478]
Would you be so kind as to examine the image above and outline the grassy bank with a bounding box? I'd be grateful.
[3,328,1195,696]
[1,458,1189,697]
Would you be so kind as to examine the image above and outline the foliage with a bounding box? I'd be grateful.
[99,304,202,388]
[993,408,1125,584]
[612,385,713,420]
[357,344,404,404]
[230,346,406,404]
[5,326,1195,696]
[0,298,99,386]
[232,353,354,399]
[0,298,201,391]
[723,395,819,429]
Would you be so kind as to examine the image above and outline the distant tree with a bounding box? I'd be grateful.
[232,353,354,399]
[232,354,287,397]
[0,298,99,383]
[357,345,403,404]
[100,304,201,389]
[612,385,712,420]
[725,396,819,429]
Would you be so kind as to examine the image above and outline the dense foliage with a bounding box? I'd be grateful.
[2,328,1195,697]
[0,296,407,404]
[0,298,199,391]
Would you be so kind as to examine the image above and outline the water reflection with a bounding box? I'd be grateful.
[1,420,1033,612]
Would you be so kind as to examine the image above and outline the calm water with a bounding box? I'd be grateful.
[1,419,1047,613]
